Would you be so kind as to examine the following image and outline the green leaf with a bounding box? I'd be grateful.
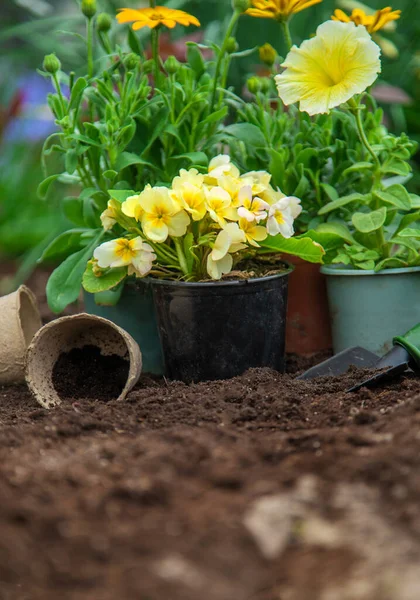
[46,232,103,313]
[186,43,205,77]
[108,189,136,203]
[115,152,154,172]
[394,211,420,236]
[223,123,266,148]
[382,158,411,177]
[409,194,420,209]
[169,152,209,168]
[375,258,408,271]
[82,262,127,294]
[260,236,325,263]
[318,193,364,216]
[40,229,90,263]
[342,162,373,177]
[320,183,338,202]
[356,259,375,270]
[396,228,420,239]
[300,230,344,254]
[183,232,195,272]
[315,222,356,244]
[37,174,60,199]
[69,77,87,111]
[352,207,387,233]
[201,106,228,127]
[373,185,411,210]
[65,149,78,175]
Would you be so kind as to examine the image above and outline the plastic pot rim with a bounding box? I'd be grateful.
[145,263,294,289]
[320,265,420,277]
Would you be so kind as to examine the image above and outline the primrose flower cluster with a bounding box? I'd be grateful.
[92,156,302,283]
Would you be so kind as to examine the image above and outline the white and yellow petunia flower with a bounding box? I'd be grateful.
[129,185,190,243]
[275,20,381,115]
[94,237,156,277]
[237,185,270,223]
[206,223,247,280]
[267,198,295,238]
[205,186,238,227]
[239,218,268,247]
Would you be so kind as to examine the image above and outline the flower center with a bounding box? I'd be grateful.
[115,239,136,261]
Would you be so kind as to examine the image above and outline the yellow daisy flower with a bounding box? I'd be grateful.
[246,0,323,21]
[275,20,381,115]
[332,7,401,34]
[116,6,200,30]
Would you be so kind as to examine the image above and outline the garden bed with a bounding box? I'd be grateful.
[2,272,420,599]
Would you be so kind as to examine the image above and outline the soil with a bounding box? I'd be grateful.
[2,266,420,599]
[52,346,130,402]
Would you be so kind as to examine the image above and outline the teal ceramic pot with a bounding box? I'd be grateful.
[83,281,164,374]
[320,265,420,356]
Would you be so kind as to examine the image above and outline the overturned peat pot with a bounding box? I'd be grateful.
[25,313,142,408]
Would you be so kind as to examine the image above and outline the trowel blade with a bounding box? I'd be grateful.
[296,346,380,380]
[347,345,412,393]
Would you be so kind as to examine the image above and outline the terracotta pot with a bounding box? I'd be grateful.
[25,314,142,409]
[285,256,332,355]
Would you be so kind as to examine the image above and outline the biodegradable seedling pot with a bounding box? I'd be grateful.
[25,314,142,409]
[149,268,293,383]
[0,285,42,385]
[321,265,420,355]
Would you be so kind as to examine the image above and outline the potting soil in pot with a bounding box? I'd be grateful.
[52,345,129,402]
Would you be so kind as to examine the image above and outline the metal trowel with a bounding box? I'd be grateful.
[297,323,420,392]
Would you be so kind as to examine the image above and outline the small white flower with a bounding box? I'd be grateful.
[267,199,295,238]
[288,196,303,219]
[94,237,156,278]
[100,201,117,231]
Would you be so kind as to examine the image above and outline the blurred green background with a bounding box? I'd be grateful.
[1,0,418,286]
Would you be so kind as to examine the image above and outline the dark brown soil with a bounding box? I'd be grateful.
[52,346,130,402]
[2,265,420,599]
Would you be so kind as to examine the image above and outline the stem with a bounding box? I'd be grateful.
[173,237,189,276]
[52,73,66,116]
[280,20,292,52]
[151,27,160,87]
[87,17,94,79]
[209,10,241,114]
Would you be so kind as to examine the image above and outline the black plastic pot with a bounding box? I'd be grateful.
[149,267,293,383]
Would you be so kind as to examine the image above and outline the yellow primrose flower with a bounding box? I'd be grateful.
[116,7,200,30]
[241,171,272,196]
[171,169,206,221]
[237,185,270,223]
[275,20,381,115]
[121,194,143,221]
[100,200,117,231]
[267,198,295,238]
[207,223,247,280]
[332,7,401,34]
[94,237,156,277]
[239,218,268,247]
[207,155,240,180]
[246,0,323,21]
[205,186,238,227]
[134,185,190,243]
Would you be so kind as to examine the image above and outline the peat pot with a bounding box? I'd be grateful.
[285,256,332,355]
[149,267,293,383]
[84,280,164,375]
[321,265,420,356]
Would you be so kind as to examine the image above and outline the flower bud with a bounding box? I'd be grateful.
[226,37,239,54]
[231,0,251,12]
[259,77,270,93]
[43,53,61,75]
[142,59,155,74]
[96,12,112,32]
[164,55,181,75]
[81,0,97,19]
[259,43,276,67]
[246,76,262,95]
[124,53,140,71]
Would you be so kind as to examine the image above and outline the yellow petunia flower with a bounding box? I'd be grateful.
[332,7,401,34]
[246,0,323,21]
[116,6,200,30]
[275,20,381,115]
